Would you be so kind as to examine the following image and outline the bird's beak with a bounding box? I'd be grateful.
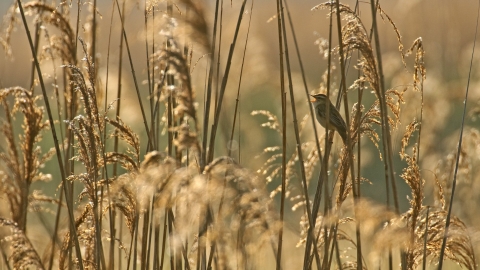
[309,95,316,103]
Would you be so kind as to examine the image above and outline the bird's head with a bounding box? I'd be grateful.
[310,93,328,106]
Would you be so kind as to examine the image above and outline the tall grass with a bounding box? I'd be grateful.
[0,0,478,269]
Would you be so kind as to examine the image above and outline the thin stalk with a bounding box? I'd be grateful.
[422,206,430,270]
[74,0,80,53]
[47,181,63,270]
[28,0,42,93]
[332,224,342,269]
[305,4,335,268]
[43,17,68,268]
[112,2,126,267]
[355,82,364,270]
[141,205,151,270]
[275,0,286,267]
[167,94,173,157]
[369,0,399,213]
[321,192,331,270]
[145,0,154,149]
[146,0,158,151]
[91,0,97,80]
[438,1,480,268]
[145,199,154,270]
[152,7,158,148]
[370,2,407,269]
[323,222,339,270]
[119,213,124,269]
[415,46,424,162]
[333,1,362,269]
[104,1,120,268]
[201,0,221,170]
[228,0,253,158]
[282,0,323,163]
[133,213,140,270]
[206,0,247,164]
[16,1,84,269]
[278,0,322,268]
[214,0,224,116]
[126,213,137,270]
[166,0,174,159]
[168,210,175,270]
[159,209,168,270]
[114,0,154,150]
[153,221,160,270]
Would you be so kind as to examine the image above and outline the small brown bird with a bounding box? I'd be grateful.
[310,93,348,143]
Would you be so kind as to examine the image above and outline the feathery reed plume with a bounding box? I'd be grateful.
[151,36,200,158]
[155,38,197,121]
[105,116,140,170]
[252,110,320,204]
[4,1,80,120]
[171,0,211,53]
[400,118,476,269]
[404,206,476,270]
[109,148,279,268]
[201,157,279,269]
[0,3,18,58]
[60,40,141,268]
[58,203,97,270]
[313,3,380,99]
[0,87,52,231]
[23,2,76,64]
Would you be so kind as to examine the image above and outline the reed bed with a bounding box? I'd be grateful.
[0,0,478,269]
